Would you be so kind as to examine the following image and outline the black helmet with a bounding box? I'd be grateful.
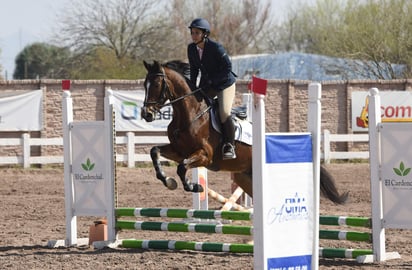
[188,18,210,33]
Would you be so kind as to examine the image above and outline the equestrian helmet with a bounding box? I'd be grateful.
[189,18,210,33]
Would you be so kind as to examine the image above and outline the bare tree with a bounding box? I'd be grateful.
[51,0,274,78]
[166,0,272,58]
[53,0,166,60]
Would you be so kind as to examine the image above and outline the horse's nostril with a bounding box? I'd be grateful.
[142,112,154,122]
[141,107,153,122]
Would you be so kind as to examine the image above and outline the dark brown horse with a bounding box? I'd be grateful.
[141,60,348,204]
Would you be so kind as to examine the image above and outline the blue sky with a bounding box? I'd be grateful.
[0,0,309,79]
[0,0,71,79]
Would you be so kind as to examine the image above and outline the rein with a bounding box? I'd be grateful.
[160,88,204,109]
[144,70,211,124]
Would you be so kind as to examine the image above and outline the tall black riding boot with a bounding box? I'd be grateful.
[222,118,236,160]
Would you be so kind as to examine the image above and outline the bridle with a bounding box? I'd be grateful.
[143,71,170,109]
[143,68,211,125]
[143,69,203,109]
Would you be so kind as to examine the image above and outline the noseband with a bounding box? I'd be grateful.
[143,70,170,108]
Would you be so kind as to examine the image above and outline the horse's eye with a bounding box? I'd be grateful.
[154,78,162,86]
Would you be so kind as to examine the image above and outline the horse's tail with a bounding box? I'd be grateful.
[320,165,349,204]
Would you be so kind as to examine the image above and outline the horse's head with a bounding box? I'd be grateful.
[141,60,170,122]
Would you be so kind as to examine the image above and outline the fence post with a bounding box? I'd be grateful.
[367,88,386,261]
[308,82,321,270]
[22,133,30,168]
[127,132,135,168]
[62,90,77,246]
[323,129,331,164]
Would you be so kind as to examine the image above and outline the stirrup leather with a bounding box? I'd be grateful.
[222,143,236,160]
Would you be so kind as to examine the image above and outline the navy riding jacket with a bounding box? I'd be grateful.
[187,38,236,92]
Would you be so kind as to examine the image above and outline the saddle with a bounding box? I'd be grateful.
[206,97,252,146]
[231,105,248,120]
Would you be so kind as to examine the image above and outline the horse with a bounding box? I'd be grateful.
[141,60,348,204]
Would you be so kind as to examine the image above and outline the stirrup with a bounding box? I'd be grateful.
[222,143,236,160]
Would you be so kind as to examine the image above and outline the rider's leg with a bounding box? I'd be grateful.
[222,117,236,159]
[218,83,236,159]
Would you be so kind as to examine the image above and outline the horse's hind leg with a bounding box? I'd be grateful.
[150,146,178,190]
[177,164,204,192]
[233,172,253,198]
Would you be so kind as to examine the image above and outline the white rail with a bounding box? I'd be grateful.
[0,130,370,168]
[322,129,369,164]
[0,132,168,168]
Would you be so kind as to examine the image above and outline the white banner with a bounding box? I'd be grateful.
[380,122,412,229]
[111,90,172,131]
[0,90,43,131]
[71,121,114,216]
[352,91,412,132]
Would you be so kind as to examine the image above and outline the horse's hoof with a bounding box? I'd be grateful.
[165,177,178,190]
[193,184,204,193]
[184,183,204,193]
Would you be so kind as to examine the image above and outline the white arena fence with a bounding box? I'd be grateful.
[0,130,369,168]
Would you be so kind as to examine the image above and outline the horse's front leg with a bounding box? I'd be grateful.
[176,148,211,193]
[177,164,203,192]
[150,146,179,190]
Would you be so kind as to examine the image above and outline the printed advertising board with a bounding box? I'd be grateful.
[111,90,172,131]
[263,133,314,269]
[380,122,412,229]
[352,91,412,132]
[71,121,112,217]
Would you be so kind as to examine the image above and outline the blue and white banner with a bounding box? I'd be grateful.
[264,133,314,270]
[110,90,172,131]
[0,90,43,131]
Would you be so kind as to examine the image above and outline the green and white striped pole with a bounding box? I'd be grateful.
[121,239,254,253]
[116,220,253,236]
[116,207,253,221]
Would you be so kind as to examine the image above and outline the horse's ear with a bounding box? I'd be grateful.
[143,60,150,71]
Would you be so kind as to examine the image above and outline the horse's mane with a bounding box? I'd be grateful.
[162,60,191,81]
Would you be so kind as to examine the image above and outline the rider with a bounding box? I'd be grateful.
[187,18,237,160]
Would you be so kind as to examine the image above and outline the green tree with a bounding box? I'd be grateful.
[270,0,412,79]
[68,47,145,79]
[13,42,71,79]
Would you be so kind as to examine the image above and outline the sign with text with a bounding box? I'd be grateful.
[71,121,112,216]
[352,91,412,132]
[111,90,172,131]
[263,133,314,269]
[380,122,412,229]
